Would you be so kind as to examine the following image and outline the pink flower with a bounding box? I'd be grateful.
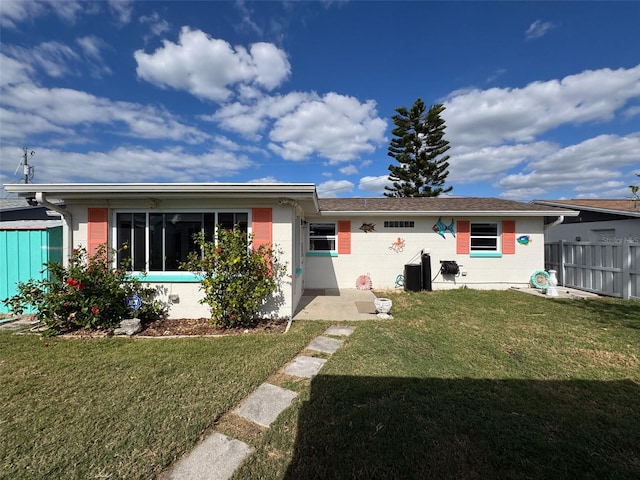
[91,306,99,315]
[66,278,79,287]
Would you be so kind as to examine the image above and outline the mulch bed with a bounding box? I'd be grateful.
[138,317,289,336]
[60,317,289,338]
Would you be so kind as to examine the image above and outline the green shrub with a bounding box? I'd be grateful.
[2,244,166,335]
[182,228,285,328]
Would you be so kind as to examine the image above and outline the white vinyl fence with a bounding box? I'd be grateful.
[545,241,640,300]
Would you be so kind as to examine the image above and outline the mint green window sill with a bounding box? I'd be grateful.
[306,251,338,257]
[131,273,201,283]
[470,252,503,258]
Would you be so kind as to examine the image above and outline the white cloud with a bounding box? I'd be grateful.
[134,27,291,102]
[139,11,170,38]
[234,0,264,36]
[0,53,35,86]
[0,145,253,184]
[0,0,108,28]
[75,36,112,77]
[527,134,640,173]
[108,0,133,25]
[444,65,640,148]
[339,165,358,175]
[208,91,313,138]
[0,83,209,144]
[447,142,558,185]
[0,107,73,141]
[0,0,46,28]
[248,176,279,183]
[623,105,640,119]
[358,175,390,195]
[268,93,387,162]
[496,134,640,198]
[4,42,80,78]
[317,180,354,198]
[574,181,625,192]
[500,187,549,200]
[525,20,555,40]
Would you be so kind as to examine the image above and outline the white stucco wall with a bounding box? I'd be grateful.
[64,199,299,320]
[304,215,546,291]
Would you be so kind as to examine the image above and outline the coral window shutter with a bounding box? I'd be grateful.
[337,221,351,254]
[252,208,272,249]
[502,220,516,254]
[456,221,470,254]
[87,208,108,256]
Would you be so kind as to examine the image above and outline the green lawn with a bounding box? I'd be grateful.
[233,290,640,480]
[0,321,327,479]
[2,290,639,480]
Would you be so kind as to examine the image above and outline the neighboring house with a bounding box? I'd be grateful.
[0,198,63,312]
[533,199,640,243]
[0,197,57,221]
[3,183,576,319]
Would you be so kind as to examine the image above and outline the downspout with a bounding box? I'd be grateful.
[544,215,564,231]
[35,192,73,263]
[543,215,565,287]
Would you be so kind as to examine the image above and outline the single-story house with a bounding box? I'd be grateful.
[533,199,640,244]
[3,183,577,319]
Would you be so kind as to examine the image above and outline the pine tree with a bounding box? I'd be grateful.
[384,99,452,197]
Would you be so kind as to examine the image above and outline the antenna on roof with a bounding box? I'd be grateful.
[20,147,35,184]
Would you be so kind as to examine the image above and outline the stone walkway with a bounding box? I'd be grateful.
[162,325,356,480]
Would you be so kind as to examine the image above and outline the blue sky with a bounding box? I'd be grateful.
[1,1,639,200]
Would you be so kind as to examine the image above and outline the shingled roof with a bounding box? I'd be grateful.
[533,199,640,217]
[318,197,576,216]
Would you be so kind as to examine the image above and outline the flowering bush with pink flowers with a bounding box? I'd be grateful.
[3,244,166,335]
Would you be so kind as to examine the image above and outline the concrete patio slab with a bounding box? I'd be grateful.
[166,433,252,480]
[234,383,297,428]
[293,288,378,321]
[324,325,355,337]
[284,355,327,378]
[307,335,343,354]
[510,286,600,300]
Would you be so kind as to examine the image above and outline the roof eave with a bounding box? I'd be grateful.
[3,183,320,212]
[533,201,640,218]
[318,209,579,217]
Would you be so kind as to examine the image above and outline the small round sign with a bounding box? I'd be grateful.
[125,295,142,311]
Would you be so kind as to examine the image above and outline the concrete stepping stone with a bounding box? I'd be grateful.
[234,383,297,428]
[307,335,342,354]
[324,325,355,336]
[284,355,327,378]
[166,432,252,480]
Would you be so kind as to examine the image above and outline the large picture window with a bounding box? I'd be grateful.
[117,212,248,271]
[308,223,336,251]
[470,222,499,252]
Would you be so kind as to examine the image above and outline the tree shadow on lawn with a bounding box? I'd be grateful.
[285,376,640,480]
[564,299,640,330]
